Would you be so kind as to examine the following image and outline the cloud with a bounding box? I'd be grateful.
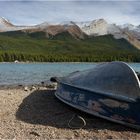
[0,1,139,25]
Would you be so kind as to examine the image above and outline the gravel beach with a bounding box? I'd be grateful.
[0,86,140,139]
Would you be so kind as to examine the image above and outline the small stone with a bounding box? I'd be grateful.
[73,130,80,137]
[53,83,57,90]
[8,92,12,95]
[71,135,75,139]
[30,86,36,90]
[106,135,113,139]
[18,84,23,87]
[41,81,45,85]
[46,84,56,89]
[29,131,40,137]
[24,86,29,91]
[97,130,102,132]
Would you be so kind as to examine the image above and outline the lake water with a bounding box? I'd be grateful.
[0,62,140,86]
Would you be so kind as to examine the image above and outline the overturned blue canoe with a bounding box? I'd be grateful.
[50,61,140,129]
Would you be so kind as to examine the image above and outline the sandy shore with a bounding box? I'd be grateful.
[0,86,140,139]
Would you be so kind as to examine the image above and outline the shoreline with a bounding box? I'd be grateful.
[0,61,139,65]
[0,61,102,64]
[0,81,56,90]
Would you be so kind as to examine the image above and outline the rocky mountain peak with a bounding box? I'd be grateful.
[36,21,49,29]
[0,17,14,27]
[81,18,108,35]
[91,18,107,24]
[120,23,136,31]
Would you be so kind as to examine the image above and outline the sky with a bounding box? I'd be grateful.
[0,0,140,26]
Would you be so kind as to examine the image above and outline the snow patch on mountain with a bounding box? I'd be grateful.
[0,17,38,32]
[120,23,140,40]
[35,21,49,29]
[76,21,92,28]
[0,17,13,26]
[78,19,108,36]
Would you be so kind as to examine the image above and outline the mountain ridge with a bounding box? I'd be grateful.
[0,17,140,57]
[0,17,140,40]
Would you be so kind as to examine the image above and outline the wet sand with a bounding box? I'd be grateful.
[0,87,140,139]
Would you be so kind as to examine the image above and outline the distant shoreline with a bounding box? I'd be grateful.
[0,61,139,64]
[0,61,103,64]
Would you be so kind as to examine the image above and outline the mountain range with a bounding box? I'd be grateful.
[0,17,140,50]
[0,17,140,62]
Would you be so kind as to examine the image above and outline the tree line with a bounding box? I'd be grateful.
[0,52,140,62]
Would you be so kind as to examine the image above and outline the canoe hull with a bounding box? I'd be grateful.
[55,83,140,129]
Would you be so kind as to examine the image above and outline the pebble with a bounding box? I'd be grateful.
[24,86,29,91]
[46,83,57,89]
[106,135,113,139]
[18,84,23,87]
[8,92,12,95]
[74,131,80,137]
[29,131,40,137]
[41,81,45,85]
[30,86,36,91]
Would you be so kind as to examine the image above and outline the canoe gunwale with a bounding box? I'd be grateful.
[57,81,136,103]
[124,62,140,88]
[51,61,140,103]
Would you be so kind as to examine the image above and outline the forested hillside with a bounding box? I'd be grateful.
[0,31,140,62]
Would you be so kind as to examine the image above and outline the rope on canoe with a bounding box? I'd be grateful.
[68,114,86,129]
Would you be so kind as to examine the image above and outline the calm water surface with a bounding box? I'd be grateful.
[0,62,140,85]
